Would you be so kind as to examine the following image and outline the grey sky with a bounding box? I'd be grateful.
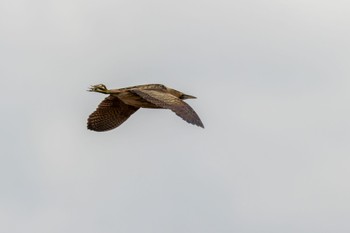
[1,0,350,232]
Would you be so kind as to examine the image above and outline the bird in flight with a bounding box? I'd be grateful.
[87,84,204,131]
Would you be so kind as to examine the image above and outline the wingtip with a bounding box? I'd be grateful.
[198,122,205,129]
[192,119,204,128]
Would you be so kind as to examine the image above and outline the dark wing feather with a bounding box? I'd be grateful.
[87,96,139,132]
[130,89,204,128]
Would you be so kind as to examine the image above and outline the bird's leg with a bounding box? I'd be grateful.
[87,84,110,94]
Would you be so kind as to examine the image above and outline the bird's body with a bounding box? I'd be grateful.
[87,84,204,131]
[108,84,165,108]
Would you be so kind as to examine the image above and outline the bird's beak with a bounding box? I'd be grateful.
[182,94,197,99]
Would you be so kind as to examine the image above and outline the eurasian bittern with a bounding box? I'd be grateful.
[87,84,204,131]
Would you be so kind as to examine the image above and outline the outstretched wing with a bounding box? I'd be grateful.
[87,96,139,132]
[130,89,204,128]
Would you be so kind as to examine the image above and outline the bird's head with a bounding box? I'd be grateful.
[167,88,197,100]
[88,84,109,94]
[180,93,197,100]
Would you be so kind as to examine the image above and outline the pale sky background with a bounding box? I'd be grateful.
[1,0,350,232]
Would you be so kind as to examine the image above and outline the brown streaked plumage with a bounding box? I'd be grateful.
[87,84,204,131]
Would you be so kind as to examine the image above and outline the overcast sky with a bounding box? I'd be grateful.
[1,0,350,232]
